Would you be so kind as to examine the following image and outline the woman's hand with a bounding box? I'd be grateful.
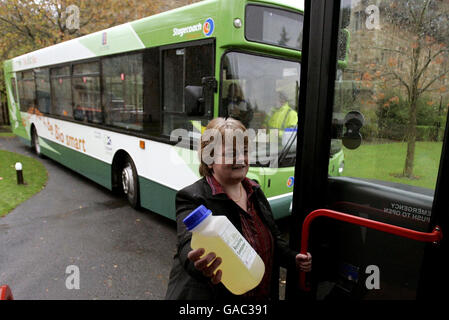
[187,248,223,285]
[295,252,312,272]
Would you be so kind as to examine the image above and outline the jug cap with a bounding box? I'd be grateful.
[183,205,212,230]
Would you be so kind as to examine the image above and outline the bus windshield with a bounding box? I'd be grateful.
[221,51,300,167]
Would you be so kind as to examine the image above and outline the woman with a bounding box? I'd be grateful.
[165,117,311,300]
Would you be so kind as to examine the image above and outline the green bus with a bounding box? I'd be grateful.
[3,0,345,220]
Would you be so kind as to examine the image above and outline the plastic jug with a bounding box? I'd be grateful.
[184,205,265,295]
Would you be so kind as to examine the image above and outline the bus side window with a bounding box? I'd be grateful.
[50,66,73,118]
[102,53,143,129]
[72,62,101,124]
[162,42,214,138]
[18,71,36,113]
[10,77,18,103]
[35,68,51,114]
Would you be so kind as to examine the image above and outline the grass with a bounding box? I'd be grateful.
[342,141,443,191]
[0,149,48,217]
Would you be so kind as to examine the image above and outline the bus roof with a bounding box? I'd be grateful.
[5,0,304,72]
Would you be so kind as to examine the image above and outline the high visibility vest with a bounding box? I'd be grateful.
[266,104,298,131]
[191,120,206,134]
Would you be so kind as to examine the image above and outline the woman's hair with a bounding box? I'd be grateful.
[198,117,247,177]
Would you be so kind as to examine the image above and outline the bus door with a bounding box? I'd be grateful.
[160,40,216,138]
[287,0,448,300]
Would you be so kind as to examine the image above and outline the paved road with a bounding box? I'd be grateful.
[0,136,177,300]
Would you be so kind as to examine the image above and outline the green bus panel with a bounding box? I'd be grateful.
[139,177,177,220]
[40,137,112,190]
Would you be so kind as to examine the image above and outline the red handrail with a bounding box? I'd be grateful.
[299,209,443,291]
[0,285,14,300]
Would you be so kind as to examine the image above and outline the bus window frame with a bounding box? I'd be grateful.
[287,0,449,300]
[10,77,18,104]
[244,3,304,52]
[50,64,74,119]
[219,48,301,115]
[159,38,216,141]
[101,51,149,131]
[71,60,102,124]
[18,70,37,113]
[13,38,216,149]
[34,67,51,115]
[218,48,301,168]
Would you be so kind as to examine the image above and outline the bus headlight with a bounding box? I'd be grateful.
[233,18,242,28]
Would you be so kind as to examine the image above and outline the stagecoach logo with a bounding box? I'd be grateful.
[203,18,214,37]
[173,18,214,38]
[287,176,294,188]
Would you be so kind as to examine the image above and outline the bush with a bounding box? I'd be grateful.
[375,90,446,141]
[359,108,379,141]
[416,125,439,141]
[376,92,408,140]
[333,85,447,142]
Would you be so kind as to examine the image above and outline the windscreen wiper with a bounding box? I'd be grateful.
[277,125,298,166]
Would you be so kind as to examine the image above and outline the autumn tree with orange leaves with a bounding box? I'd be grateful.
[0,0,199,120]
[359,0,449,179]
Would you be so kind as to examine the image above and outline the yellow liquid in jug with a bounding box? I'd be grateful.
[191,231,265,295]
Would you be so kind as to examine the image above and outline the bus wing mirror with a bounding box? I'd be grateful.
[202,76,217,93]
[202,76,217,117]
[342,132,362,150]
[332,111,365,150]
[342,111,364,150]
[184,85,204,116]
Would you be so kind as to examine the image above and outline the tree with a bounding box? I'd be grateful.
[0,0,200,112]
[364,0,449,178]
[0,1,167,58]
[278,27,290,46]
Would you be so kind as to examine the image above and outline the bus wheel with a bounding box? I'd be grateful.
[121,156,140,209]
[31,127,42,157]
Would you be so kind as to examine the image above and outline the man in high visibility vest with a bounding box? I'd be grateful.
[264,91,297,134]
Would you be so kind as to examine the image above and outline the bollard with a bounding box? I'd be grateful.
[15,162,24,185]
